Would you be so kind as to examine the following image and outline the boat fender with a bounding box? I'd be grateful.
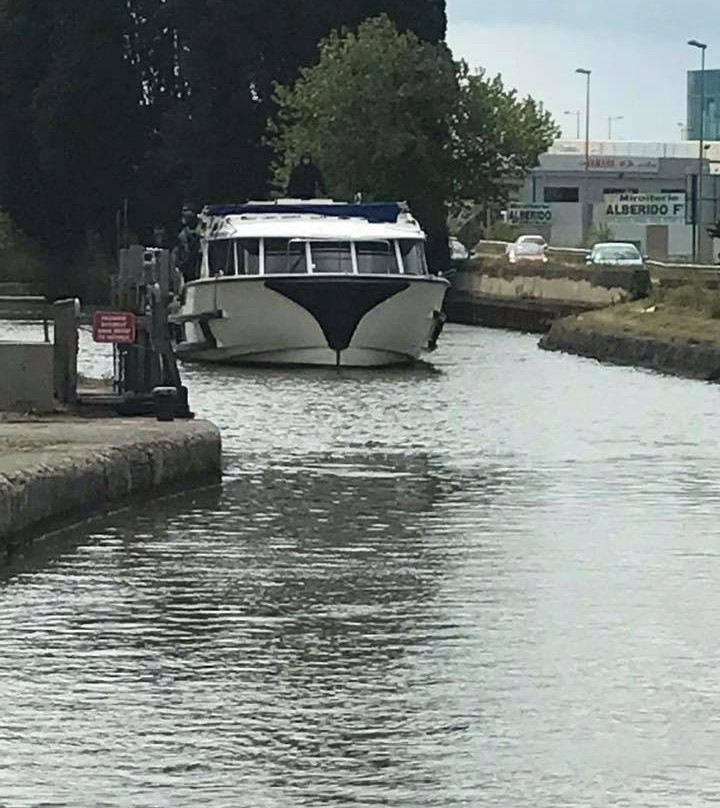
[427,309,447,352]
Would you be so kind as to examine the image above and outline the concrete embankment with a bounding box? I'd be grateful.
[445,256,650,333]
[0,417,222,561]
[540,304,720,381]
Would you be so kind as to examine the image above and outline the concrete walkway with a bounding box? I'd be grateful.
[0,417,222,559]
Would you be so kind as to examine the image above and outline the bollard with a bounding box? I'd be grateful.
[53,298,80,405]
[175,385,194,419]
[152,386,178,422]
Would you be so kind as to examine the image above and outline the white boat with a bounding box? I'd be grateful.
[173,200,450,367]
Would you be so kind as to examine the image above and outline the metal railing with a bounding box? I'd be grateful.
[0,295,50,341]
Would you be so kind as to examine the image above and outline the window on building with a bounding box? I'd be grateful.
[543,187,579,203]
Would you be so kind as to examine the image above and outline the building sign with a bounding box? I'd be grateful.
[603,193,686,224]
[506,203,553,226]
[540,154,660,174]
[93,311,136,343]
[587,156,659,173]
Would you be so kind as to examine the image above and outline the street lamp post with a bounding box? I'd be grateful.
[608,115,624,140]
[564,110,581,140]
[576,68,592,244]
[688,39,707,263]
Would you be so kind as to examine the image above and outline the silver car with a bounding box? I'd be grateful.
[506,235,548,264]
[587,242,644,267]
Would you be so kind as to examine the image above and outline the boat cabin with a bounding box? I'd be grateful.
[199,201,430,279]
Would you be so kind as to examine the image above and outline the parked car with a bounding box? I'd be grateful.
[449,236,470,263]
[587,242,644,267]
[506,235,548,264]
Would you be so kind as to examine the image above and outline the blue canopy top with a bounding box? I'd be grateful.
[204,201,408,224]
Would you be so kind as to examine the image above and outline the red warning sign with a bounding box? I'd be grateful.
[93,311,136,344]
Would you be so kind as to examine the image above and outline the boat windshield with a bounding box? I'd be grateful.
[399,240,429,276]
[285,241,309,274]
[310,242,354,274]
[356,241,397,275]
[237,239,261,275]
[205,237,428,276]
[264,238,296,275]
[207,238,260,275]
[208,239,234,275]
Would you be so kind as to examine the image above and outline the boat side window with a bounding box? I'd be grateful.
[263,239,291,275]
[287,240,309,274]
[356,241,397,275]
[235,239,260,275]
[398,240,428,276]
[263,239,309,274]
[208,239,234,276]
[310,242,353,274]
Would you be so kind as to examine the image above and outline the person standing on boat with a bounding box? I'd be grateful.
[176,204,202,281]
[287,153,328,199]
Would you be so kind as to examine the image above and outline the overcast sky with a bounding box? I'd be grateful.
[446,0,717,142]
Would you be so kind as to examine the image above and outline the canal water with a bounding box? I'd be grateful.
[2,322,720,807]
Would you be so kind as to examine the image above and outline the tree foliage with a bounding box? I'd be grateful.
[125,0,447,215]
[0,0,447,296]
[270,17,559,267]
[270,18,456,205]
[0,0,142,289]
[269,16,457,267]
[0,0,556,288]
[451,64,559,205]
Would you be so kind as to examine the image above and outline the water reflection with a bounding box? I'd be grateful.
[0,437,533,806]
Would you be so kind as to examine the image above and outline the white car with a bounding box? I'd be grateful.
[587,242,644,267]
[506,235,548,264]
[449,237,470,262]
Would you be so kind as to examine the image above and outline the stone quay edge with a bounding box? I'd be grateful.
[540,319,720,382]
[0,418,222,561]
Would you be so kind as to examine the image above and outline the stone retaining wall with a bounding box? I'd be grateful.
[0,343,55,412]
[446,258,650,332]
[0,418,222,561]
[458,259,649,306]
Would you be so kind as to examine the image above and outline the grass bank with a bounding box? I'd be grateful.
[564,285,720,345]
[540,284,720,381]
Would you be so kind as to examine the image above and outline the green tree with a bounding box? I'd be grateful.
[0,0,143,296]
[269,15,457,268]
[451,64,559,205]
[136,0,447,200]
[115,0,449,242]
[0,0,448,295]
[270,16,558,270]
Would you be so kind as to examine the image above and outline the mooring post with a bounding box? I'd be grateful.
[53,298,80,405]
[153,251,182,389]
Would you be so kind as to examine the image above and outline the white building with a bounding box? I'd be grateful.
[512,140,720,261]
